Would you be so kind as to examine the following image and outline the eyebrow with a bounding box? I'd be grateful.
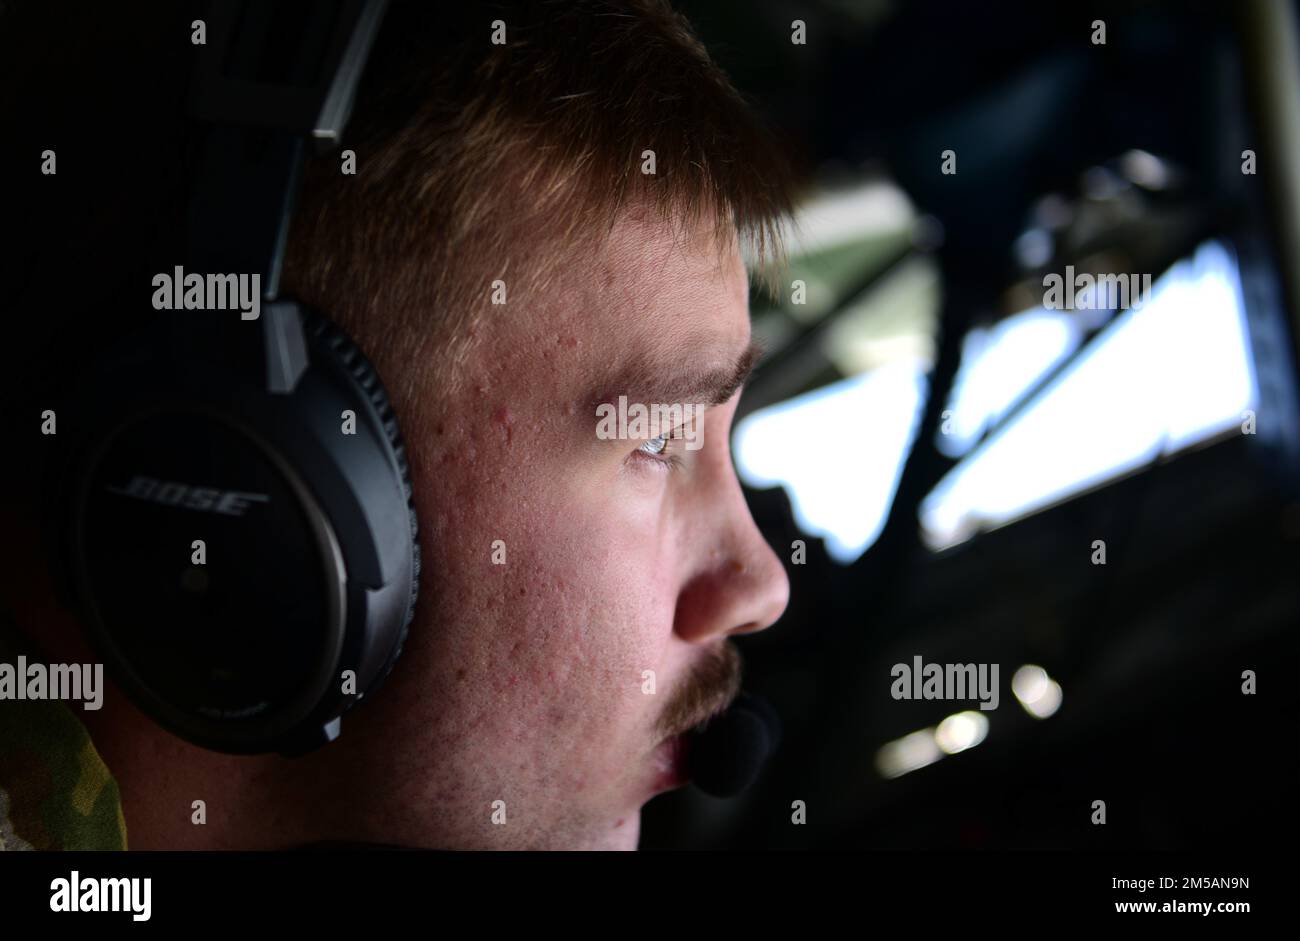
[589,339,765,413]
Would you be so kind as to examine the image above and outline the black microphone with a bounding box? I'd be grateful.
[687,691,782,797]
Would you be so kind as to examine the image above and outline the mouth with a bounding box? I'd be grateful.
[647,644,744,794]
[650,732,693,793]
[649,700,734,793]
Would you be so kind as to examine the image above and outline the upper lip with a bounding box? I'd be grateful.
[657,644,744,742]
[670,692,738,741]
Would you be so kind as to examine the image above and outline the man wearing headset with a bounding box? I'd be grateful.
[0,0,792,850]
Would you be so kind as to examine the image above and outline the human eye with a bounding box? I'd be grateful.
[631,428,684,471]
[639,433,670,456]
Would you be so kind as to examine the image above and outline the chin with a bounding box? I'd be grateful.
[591,812,641,851]
[608,817,641,850]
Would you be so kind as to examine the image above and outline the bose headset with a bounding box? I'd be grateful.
[45,0,412,756]
[43,0,782,794]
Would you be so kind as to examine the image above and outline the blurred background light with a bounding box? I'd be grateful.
[875,728,942,780]
[876,710,991,780]
[1011,665,1063,719]
[935,710,990,754]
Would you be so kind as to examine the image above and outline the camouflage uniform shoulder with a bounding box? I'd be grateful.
[0,606,127,851]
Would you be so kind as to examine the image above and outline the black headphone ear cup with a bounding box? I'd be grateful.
[299,309,421,711]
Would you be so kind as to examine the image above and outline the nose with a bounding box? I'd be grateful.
[673,466,790,644]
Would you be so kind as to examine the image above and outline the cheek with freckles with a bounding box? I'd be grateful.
[481,483,676,726]
[415,405,683,797]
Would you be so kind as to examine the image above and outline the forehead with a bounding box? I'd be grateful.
[555,212,751,375]
[455,208,754,423]
[601,211,747,323]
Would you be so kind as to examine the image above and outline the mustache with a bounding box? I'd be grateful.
[655,641,743,740]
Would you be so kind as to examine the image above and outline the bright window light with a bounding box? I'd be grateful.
[733,362,927,563]
[938,308,1083,458]
[922,240,1257,550]
[733,240,1256,564]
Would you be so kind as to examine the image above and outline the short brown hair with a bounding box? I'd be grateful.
[280,0,795,411]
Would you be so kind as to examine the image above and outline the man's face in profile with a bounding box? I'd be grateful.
[337,210,790,849]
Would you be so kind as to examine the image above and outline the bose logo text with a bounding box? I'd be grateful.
[105,475,270,516]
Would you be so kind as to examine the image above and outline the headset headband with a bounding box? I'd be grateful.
[187,0,388,297]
